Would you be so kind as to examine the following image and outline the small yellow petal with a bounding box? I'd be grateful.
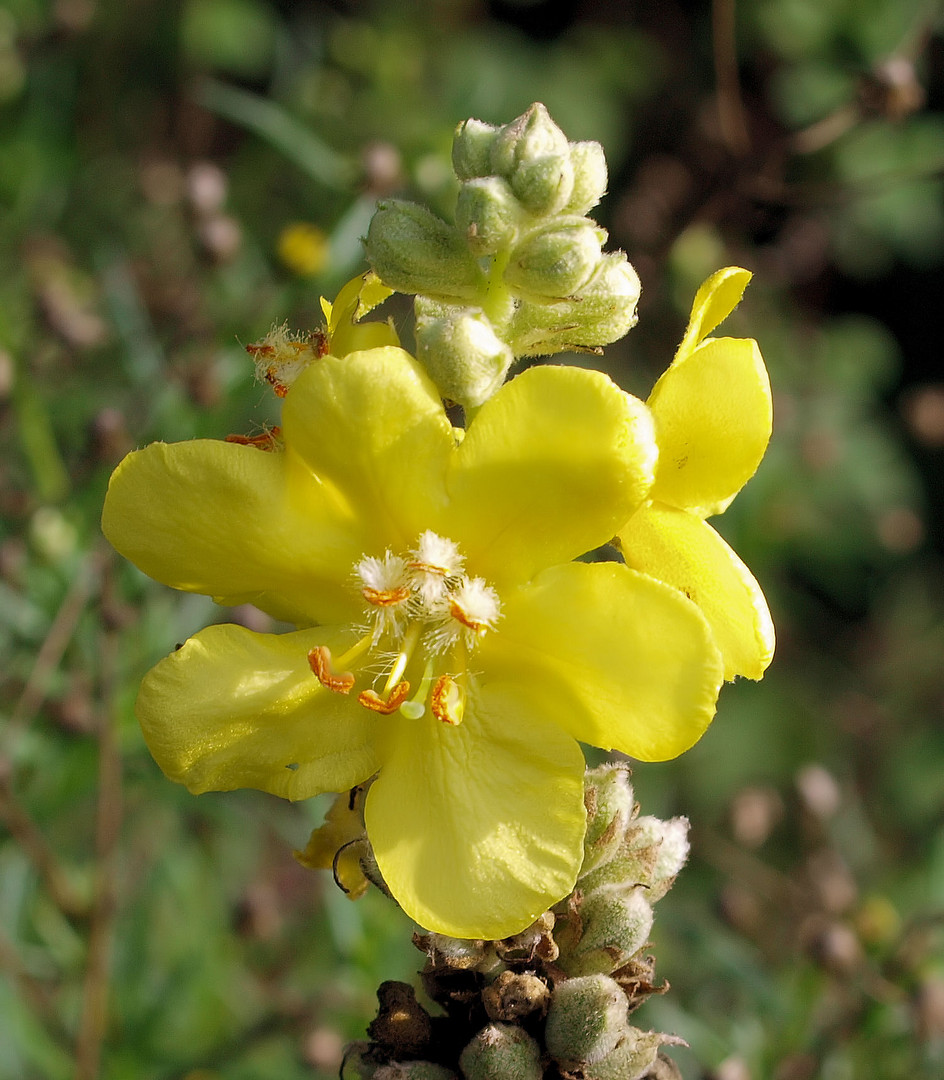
[676,266,752,361]
[295,790,370,899]
[482,562,724,762]
[619,503,775,680]
[136,624,380,800]
[326,271,393,335]
[649,336,772,516]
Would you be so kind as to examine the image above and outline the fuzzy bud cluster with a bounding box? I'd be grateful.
[365,103,641,408]
[343,764,688,1080]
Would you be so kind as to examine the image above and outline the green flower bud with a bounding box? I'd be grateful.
[635,816,690,901]
[557,886,654,977]
[341,1042,377,1080]
[374,1063,458,1080]
[490,104,574,215]
[504,219,604,299]
[415,302,514,408]
[366,200,483,301]
[508,252,641,356]
[490,103,569,177]
[456,177,523,255]
[453,118,499,180]
[564,141,608,215]
[581,764,636,875]
[580,1030,685,1080]
[509,154,575,216]
[544,973,628,1066]
[459,1023,542,1080]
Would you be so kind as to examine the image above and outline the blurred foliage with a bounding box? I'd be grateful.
[1,0,943,1078]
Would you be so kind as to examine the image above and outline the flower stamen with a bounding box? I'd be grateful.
[431,674,464,726]
[308,646,355,694]
[359,682,411,714]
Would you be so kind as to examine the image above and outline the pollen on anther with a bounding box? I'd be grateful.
[431,674,464,726]
[408,531,465,606]
[358,682,411,714]
[308,646,355,694]
[449,576,501,636]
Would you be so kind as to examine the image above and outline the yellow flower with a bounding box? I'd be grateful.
[618,268,775,681]
[102,345,724,938]
[277,222,330,277]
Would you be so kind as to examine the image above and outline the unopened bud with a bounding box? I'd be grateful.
[490,104,574,215]
[509,252,641,356]
[415,303,514,407]
[459,1023,542,1080]
[453,118,499,180]
[638,816,690,901]
[581,1029,686,1080]
[581,764,636,875]
[564,141,608,215]
[557,886,654,976]
[490,103,569,177]
[456,177,523,255]
[544,973,628,1067]
[504,219,604,299]
[366,201,483,301]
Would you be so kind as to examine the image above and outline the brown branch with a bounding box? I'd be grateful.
[0,927,73,1048]
[0,761,88,917]
[8,549,104,735]
[712,0,750,157]
[73,554,124,1080]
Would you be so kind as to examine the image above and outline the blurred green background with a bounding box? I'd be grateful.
[1,0,943,1077]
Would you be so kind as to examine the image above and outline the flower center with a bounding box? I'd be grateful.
[308,531,500,726]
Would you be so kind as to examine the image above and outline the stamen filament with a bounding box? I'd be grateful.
[385,622,421,693]
[334,633,374,671]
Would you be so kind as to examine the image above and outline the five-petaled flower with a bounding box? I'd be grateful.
[102,336,727,938]
[618,267,775,681]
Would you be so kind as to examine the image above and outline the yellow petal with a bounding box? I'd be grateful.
[136,624,380,800]
[102,440,365,625]
[365,682,586,938]
[619,503,775,680]
[326,271,394,335]
[295,791,370,899]
[648,336,772,516]
[481,562,723,762]
[447,364,657,587]
[282,349,455,550]
[675,266,752,361]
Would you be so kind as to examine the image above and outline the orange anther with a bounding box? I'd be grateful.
[409,560,447,576]
[358,682,411,714]
[264,367,290,397]
[430,674,463,726]
[362,585,411,607]
[449,601,484,633]
[308,646,355,694]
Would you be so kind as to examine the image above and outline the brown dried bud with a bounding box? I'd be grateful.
[482,970,550,1023]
